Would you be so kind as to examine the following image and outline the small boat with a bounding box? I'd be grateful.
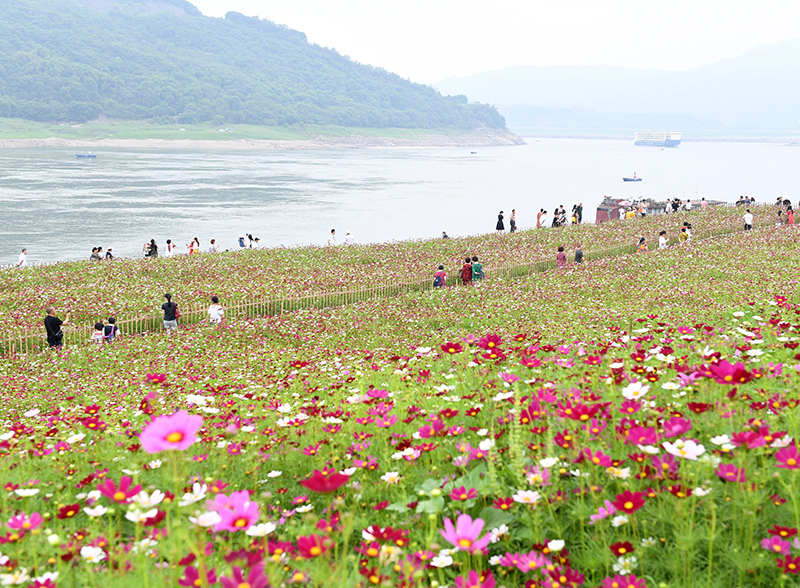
[623,176,642,182]
[470,151,478,154]
[76,153,97,158]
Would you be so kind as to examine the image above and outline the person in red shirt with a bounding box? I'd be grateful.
[461,257,473,286]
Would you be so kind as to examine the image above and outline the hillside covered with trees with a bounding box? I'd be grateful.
[0,0,505,129]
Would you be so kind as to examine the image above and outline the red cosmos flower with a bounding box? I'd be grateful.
[57,504,81,519]
[778,555,800,574]
[373,501,389,511]
[290,360,309,368]
[775,445,800,469]
[450,486,478,501]
[441,342,464,354]
[667,485,693,499]
[296,534,331,558]
[97,476,142,504]
[482,349,507,361]
[770,494,788,506]
[354,541,381,558]
[609,541,634,556]
[730,430,765,449]
[768,525,798,539]
[583,355,602,365]
[687,402,713,414]
[612,491,646,514]
[477,333,503,350]
[299,469,350,493]
[492,497,514,511]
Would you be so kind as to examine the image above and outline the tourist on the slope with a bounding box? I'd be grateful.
[540,210,548,228]
[105,248,114,260]
[17,249,27,269]
[44,306,70,349]
[327,229,337,246]
[576,203,583,224]
[441,231,450,239]
[144,239,159,258]
[574,243,584,264]
[509,210,517,233]
[788,208,795,225]
[433,265,447,288]
[679,227,689,243]
[472,256,484,282]
[208,296,225,326]
[91,322,106,344]
[684,222,693,243]
[162,293,179,334]
[187,237,200,255]
[238,234,246,248]
[104,317,120,341]
[345,231,355,245]
[208,239,219,253]
[90,247,101,261]
[461,257,473,286]
[164,239,175,257]
[556,246,567,268]
[743,209,754,231]
[685,199,692,211]
[496,211,505,233]
[637,237,647,253]
[658,230,668,250]
[701,197,709,210]
[536,209,543,229]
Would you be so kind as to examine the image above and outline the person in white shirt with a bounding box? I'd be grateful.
[208,239,219,253]
[327,229,337,246]
[685,199,692,211]
[164,239,174,257]
[540,211,548,227]
[658,231,668,249]
[208,296,224,325]
[344,231,355,246]
[743,210,754,230]
[17,249,27,268]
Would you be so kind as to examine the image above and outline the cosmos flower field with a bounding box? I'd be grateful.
[0,213,799,588]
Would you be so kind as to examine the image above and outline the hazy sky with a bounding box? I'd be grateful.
[189,0,800,84]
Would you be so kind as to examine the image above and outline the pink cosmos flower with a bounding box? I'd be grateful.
[97,476,142,504]
[715,464,747,483]
[220,566,269,588]
[456,570,496,588]
[775,445,800,469]
[140,411,203,453]
[515,551,550,573]
[589,500,617,524]
[449,486,478,501]
[178,566,217,587]
[213,492,260,532]
[499,372,519,384]
[602,574,647,588]
[761,536,792,554]
[7,512,43,531]
[145,373,167,384]
[583,448,612,467]
[440,514,491,553]
[662,417,692,438]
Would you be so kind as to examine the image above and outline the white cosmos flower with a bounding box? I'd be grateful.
[125,508,158,523]
[512,490,541,504]
[547,539,565,552]
[23,409,40,417]
[772,437,794,448]
[83,506,108,518]
[133,490,165,508]
[622,381,649,400]
[663,439,705,460]
[188,511,222,527]
[267,471,282,478]
[611,515,629,527]
[430,555,453,568]
[178,483,207,507]
[661,382,680,390]
[380,472,401,484]
[121,469,140,475]
[607,467,631,480]
[539,457,559,468]
[612,555,638,575]
[80,546,106,563]
[0,567,30,585]
[478,439,496,451]
[638,445,661,455]
[710,435,731,446]
[340,467,357,476]
[489,524,509,543]
[296,504,314,513]
[0,432,14,442]
[732,311,745,317]
[13,489,39,497]
[148,460,162,469]
[245,522,277,537]
[694,487,712,497]
[66,433,86,444]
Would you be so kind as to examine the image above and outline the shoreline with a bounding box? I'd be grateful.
[0,129,526,150]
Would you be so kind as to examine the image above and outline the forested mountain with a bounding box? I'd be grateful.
[0,0,505,129]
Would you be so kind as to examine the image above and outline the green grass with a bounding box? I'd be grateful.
[0,118,497,142]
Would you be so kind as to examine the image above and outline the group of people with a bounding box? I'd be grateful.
[432,256,484,288]
[326,229,356,246]
[142,234,264,258]
[159,293,225,334]
[495,210,517,233]
[89,247,114,261]
[534,204,584,229]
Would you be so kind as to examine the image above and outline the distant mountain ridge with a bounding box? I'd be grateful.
[0,0,505,129]
[436,40,800,133]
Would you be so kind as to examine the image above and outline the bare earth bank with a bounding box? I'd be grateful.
[0,129,526,150]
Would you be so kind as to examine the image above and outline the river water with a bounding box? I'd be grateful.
[1,138,798,264]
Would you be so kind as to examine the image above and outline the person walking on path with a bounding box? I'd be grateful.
[208,296,225,326]
[471,256,484,282]
[536,209,543,229]
[574,243,584,264]
[327,229,337,246]
[461,257,473,286]
[17,249,27,269]
[556,246,567,268]
[433,265,447,288]
[44,306,70,349]
[743,209,754,231]
[496,211,505,233]
[162,293,179,334]
[509,210,517,233]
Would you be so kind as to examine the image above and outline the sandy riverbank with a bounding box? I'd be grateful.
[0,129,525,150]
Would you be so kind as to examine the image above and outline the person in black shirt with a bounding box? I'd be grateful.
[574,244,584,264]
[44,306,71,348]
[103,317,120,341]
[162,293,178,334]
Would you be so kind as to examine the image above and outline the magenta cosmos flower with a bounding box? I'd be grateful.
[220,565,269,588]
[602,574,647,588]
[440,514,491,553]
[456,570,496,588]
[140,411,203,453]
[761,536,792,554]
[775,445,800,470]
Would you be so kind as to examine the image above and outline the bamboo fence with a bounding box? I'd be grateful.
[0,215,775,358]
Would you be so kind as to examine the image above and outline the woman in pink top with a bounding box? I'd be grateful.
[556,246,567,268]
[788,208,795,225]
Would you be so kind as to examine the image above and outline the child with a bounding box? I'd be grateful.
[208,295,225,325]
[433,265,447,288]
[637,237,647,253]
[471,256,484,282]
[91,322,106,344]
[103,317,120,341]
[556,246,567,268]
[679,227,689,243]
[658,230,668,249]
[461,257,473,286]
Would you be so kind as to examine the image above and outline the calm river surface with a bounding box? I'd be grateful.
[1,138,798,264]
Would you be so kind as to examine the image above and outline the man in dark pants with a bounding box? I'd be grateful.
[44,306,71,349]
